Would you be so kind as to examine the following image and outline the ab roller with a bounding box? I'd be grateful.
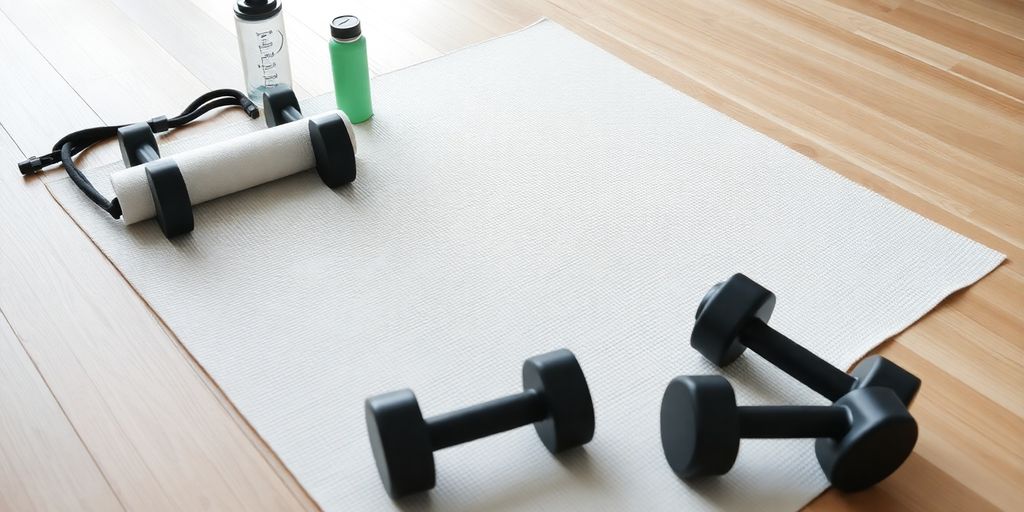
[111,86,357,238]
[365,274,920,499]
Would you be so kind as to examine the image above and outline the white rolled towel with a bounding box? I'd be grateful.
[110,110,355,224]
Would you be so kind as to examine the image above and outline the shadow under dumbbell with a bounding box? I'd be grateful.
[683,463,804,509]
[393,447,604,512]
[129,218,195,247]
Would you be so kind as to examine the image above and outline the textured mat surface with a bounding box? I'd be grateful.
[49,21,1002,511]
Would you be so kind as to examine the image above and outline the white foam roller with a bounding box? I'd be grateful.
[110,110,355,224]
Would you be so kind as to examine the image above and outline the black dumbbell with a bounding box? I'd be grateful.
[660,375,917,491]
[365,349,595,498]
[262,86,356,188]
[262,87,302,127]
[691,274,921,405]
[118,121,194,238]
[118,121,164,167]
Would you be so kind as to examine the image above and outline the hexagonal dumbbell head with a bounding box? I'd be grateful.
[849,355,921,407]
[117,122,161,167]
[816,387,918,491]
[365,349,594,498]
[262,86,302,127]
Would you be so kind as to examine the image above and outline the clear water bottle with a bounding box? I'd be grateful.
[234,0,293,103]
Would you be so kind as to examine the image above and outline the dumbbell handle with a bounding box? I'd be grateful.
[741,319,856,401]
[426,390,547,450]
[282,105,302,124]
[118,122,162,167]
[738,405,850,439]
[134,145,159,165]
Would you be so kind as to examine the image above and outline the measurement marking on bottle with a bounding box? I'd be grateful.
[255,29,286,87]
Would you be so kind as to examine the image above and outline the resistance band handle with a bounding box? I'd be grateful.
[18,156,48,175]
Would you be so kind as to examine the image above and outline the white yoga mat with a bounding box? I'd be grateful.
[50,21,1002,511]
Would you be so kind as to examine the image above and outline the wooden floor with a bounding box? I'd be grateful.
[0,0,1020,510]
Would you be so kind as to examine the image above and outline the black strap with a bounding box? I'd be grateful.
[18,89,259,219]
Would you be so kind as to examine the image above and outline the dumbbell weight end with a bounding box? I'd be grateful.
[118,122,162,167]
[145,160,194,238]
[309,114,357,187]
[263,87,303,127]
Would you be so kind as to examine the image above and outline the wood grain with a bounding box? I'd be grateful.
[0,0,1020,510]
[0,312,124,511]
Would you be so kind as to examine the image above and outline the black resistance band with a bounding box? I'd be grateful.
[17,89,259,219]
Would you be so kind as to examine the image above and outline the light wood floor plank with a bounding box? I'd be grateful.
[434,0,528,35]
[946,266,1024,348]
[778,0,1024,103]
[804,452,1001,511]
[103,0,243,92]
[733,0,1024,164]
[836,0,1024,76]
[878,343,1023,510]
[0,125,23,171]
[915,0,1024,41]
[0,308,124,511]
[898,280,1024,417]
[355,0,497,53]
[0,0,210,123]
[0,10,106,159]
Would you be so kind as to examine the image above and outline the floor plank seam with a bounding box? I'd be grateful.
[0,307,129,512]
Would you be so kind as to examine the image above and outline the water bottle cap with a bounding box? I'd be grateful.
[235,0,282,21]
[331,15,362,40]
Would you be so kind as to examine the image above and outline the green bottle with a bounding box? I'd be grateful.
[329,16,373,124]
